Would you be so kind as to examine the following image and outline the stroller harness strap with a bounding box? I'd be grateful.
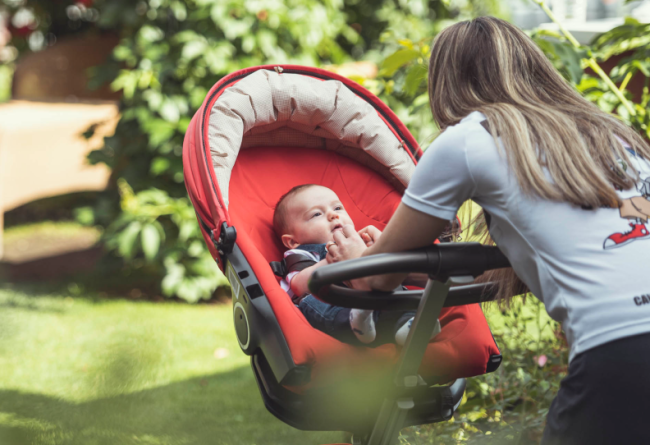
[270,252,317,278]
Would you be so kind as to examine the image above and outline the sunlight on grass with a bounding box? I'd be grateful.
[0,65,12,103]
[0,288,344,445]
[3,221,101,241]
[3,222,102,263]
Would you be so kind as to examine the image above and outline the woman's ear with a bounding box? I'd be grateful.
[281,234,299,249]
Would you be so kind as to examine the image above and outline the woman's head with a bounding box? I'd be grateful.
[428,17,575,129]
[428,16,650,210]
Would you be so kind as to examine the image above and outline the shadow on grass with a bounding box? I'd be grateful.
[0,280,231,308]
[0,368,344,445]
[0,298,65,313]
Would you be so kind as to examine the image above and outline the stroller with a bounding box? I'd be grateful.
[182,65,509,445]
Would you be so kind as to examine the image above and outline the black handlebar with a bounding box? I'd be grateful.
[308,243,510,310]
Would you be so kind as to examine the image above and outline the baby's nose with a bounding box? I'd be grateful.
[329,212,339,220]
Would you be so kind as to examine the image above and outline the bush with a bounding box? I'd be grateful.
[399,299,568,444]
[84,0,362,301]
[85,0,474,302]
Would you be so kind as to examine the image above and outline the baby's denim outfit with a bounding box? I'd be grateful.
[291,243,414,346]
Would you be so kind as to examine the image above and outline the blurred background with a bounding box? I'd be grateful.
[0,0,649,444]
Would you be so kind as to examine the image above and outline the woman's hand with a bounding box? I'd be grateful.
[356,203,450,291]
[358,225,382,247]
[325,225,367,264]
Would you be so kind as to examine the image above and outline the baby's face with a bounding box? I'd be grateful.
[283,186,354,248]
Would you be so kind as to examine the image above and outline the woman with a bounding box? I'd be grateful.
[326,16,650,445]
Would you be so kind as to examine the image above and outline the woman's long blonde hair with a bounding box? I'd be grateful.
[428,17,650,300]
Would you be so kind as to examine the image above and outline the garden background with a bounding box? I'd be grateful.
[1,0,649,444]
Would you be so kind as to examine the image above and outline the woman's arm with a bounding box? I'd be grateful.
[359,203,450,291]
[289,258,329,297]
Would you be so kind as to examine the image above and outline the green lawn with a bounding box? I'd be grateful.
[0,287,344,445]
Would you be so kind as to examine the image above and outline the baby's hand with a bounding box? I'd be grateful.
[358,225,382,247]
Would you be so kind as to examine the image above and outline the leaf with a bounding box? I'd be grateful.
[139,26,165,44]
[178,220,198,242]
[551,41,584,84]
[162,258,185,295]
[142,89,163,110]
[118,221,142,259]
[141,223,161,261]
[397,39,414,49]
[150,157,171,176]
[111,70,138,98]
[142,119,176,147]
[181,40,207,62]
[632,59,650,77]
[257,30,277,57]
[413,92,429,107]
[74,207,96,226]
[576,76,600,92]
[159,99,180,123]
[404,63,427,97]
[170,1,187,21]
[379,48,420,77]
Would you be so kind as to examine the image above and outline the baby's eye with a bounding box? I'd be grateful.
[335,206,343,211]
[311,212,322,219]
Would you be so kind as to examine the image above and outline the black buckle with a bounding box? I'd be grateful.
[212,222,237,256]
[270,261,287,277]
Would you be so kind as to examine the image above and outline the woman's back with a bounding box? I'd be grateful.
[405,111,650,361]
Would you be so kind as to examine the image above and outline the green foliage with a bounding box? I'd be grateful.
[530,28,588,85]
[369,37,436,145]
[86,0,487,302]
[102,179,228,302]
[589,17,650,139]
[399,299,568,444]
[0,64,12,103]
[78,0,365,301]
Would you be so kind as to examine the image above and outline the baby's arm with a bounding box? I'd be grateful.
[289,259,329,298]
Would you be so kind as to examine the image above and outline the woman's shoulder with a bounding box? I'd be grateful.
[430,111,494,154]
[430,111,506,189]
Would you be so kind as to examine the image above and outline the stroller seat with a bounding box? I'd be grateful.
[183,65,503,441]
[230,145,497,384]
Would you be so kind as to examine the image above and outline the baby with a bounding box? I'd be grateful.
[273,184,440,346]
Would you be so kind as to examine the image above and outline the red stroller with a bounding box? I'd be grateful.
[183,65,509,444]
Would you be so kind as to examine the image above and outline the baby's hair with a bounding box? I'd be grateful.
[273,184,320,236]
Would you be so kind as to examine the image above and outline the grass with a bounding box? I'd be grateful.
[3,221,101,263]
[0,64,12,103]
[3,221,101,240]
[0,286,344,445]
[0,219,565,444]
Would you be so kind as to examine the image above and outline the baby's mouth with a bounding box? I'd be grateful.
[332,223,343,232]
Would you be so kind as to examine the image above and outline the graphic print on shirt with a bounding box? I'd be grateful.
[603,176,650,249]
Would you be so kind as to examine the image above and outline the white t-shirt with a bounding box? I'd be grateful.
[403,111,650,361]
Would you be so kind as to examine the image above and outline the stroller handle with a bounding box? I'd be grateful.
[308,243,510,311]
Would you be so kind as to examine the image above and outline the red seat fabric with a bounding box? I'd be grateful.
[229,146,498,385]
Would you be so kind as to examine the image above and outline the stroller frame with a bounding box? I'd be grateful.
[307,243,508,444]
[220,221,504,444]
[184,65,506,444]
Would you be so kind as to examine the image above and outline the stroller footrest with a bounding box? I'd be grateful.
[251,351,466,434]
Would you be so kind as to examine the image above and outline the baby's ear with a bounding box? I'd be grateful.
[281,234,299,249]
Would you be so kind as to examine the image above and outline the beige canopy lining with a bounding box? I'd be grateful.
[207,69,415,208]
